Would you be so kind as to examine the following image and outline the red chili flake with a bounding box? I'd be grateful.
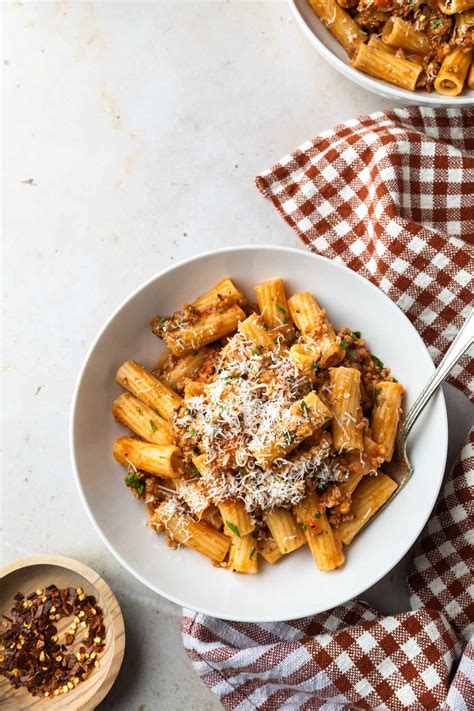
[0,585,106,698]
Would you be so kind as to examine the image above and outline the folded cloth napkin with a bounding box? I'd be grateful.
[182,108,474,710]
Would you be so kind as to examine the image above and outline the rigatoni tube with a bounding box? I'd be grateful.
[263,508,306,554]
[151,503,230,562]
[371,381,404,462]
[288,292,344,367]
[308,0,366,56]
[258,535,283,564]
[434,49,472,96]
[352,43,422,91]
[238,312,276,351]
[116,359,182,420]
[294,492,345,571]
[113,392,173,445]
[305,511,345,571]
[289,343,321,375]
[382,17,430,55]
[338,473,397,544]
[330,367,363,452]
[191,277,245,312]
[164,304,246,356]
[254,278,296,343]
[227,534,258,573]
[218,499,255,538]
[113,437,183,478]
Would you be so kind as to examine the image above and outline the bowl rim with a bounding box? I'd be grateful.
[288,0,474,107]
[70,244,448,621]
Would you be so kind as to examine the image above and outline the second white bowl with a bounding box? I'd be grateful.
[290,0,474,107]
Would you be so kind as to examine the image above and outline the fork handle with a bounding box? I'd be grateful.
[404,307,474,436]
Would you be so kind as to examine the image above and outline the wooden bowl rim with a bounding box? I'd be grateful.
[0,554,126,710]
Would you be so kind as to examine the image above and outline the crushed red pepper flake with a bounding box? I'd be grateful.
[0,584,106,698]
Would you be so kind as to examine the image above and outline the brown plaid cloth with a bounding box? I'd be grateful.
[182,108,474,710]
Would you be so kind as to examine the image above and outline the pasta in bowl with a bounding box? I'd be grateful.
[290,0,474,104]
[112,278,403,575]
[71,246,448,621]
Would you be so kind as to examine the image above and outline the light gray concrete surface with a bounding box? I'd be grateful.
[2,2,472,709]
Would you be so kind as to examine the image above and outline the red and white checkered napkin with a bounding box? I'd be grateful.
[182,108,474,709]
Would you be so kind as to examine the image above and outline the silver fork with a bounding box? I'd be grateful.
[380,307,474,510]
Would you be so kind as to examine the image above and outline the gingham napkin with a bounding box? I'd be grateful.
[182,108,474,710]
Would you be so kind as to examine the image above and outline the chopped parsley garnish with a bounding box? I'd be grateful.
[317,482,326,492]
[275,304,286,314]
[311,359,320,370]
[283,317,289,325]
[284,430,296,446]
[187,464,199,475]
[188,428,197,438]
[300,522,307,530]
[249,547,256,559]
[347,348,356,362]
[135,406,143,415]
[158,317,166,325]
[352,330,361,339]
[223,375,240,383]
[125,472,145,497]
[392,377,398,383]
[300,400,309,413]
[374,389,381,405]
[251,348,260,356]
[371,355,384,369]
[263,323,269,331]
[431,18,442,28]
[149,419,157,433]
[225,521,241,537]
[339,339,349,350]
[314,512,321,520]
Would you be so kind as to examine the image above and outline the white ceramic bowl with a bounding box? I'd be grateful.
[71,246,448,622]
[290,0,474,107]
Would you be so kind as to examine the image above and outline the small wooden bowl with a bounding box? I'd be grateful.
[0,555,125,710]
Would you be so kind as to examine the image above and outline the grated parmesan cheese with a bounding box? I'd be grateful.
[173,333,343,512]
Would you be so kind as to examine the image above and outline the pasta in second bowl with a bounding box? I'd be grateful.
[290,0,474,105]
[71,246,448,621]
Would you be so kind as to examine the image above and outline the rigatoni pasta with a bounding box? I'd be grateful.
[382,17,430,55]
[254,278,296,344]
[307,0,366,56]
[113,437,183,478]
[338,473,398,544]
[116,359,182,421]
[150,502,230,562]
[330,367,363,452]
[112,392,173,445]
[371,381,404,462]
[352,43,422,91]
[228,534,259,574]
[263,508,306,554]
[112,278,403,574]
[434,48,472,95]
[217,499,255,538]
[288,292,344,367]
